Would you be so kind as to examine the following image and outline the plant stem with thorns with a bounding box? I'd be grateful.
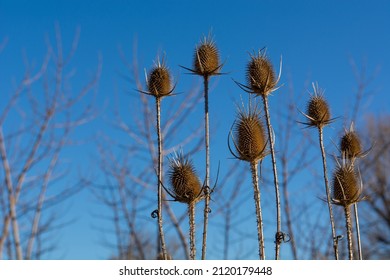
[318,127,339,260]
[201,75,211,260]
[261,95,282,260]
[354,203,363,260]
[189,201,196,260]
[250,161,265,259]
[344,205,354,260]
[156,97,168,260]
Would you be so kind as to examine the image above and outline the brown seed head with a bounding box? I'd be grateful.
[332,165,361,206]
[193,38,220,76]
[306,94,331,128]
[169,153,202,204]
[340,131,362,159]
[234,108,267,163]
[246,51,276,96]
[148,64,172,98]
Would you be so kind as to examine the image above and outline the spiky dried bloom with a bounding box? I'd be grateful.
[301,84,333,128]
[193,38,221,76]
[168,153,202,204]
[246,50,277,96]
[229,105,268,163]
[332,165,362,206]
[147,63,172,98]
[340,131,362,159]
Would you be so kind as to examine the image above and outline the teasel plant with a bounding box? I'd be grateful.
[299,83,340,260]
[164,151,204,260]
[337,123,371,260]
[228,98,269,259]
[181,34,223,259]
[138,56,175,260]
[331,161,364,260]
[235,49,284,259]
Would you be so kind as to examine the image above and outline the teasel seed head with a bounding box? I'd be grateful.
[302,83,333,128]
[339,123,371,162]
[340,131,362,159]
[246,51,277,96]
[193,37,221,76]
[147,61,173,98]
[168,152,203,204]
[332,165,362,206]
[229,103,268,163]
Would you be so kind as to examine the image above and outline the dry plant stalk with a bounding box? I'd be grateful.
[339,124,367,260]
[300,83,339,260]
[332,164,363,260]
[167,152,203,260]
[236,49,283,259]
[183,35,223,259]
[228,101,269,259]
[140,58,175,260]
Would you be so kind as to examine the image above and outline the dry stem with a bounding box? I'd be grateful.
[201,75,211,260]
[318,127,339,260]
[250,161,265,259]
[261,95,282,260]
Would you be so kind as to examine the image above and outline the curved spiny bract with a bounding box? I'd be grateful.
[246,50,277,96]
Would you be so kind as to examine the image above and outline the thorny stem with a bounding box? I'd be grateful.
[189,201,196,260]
[262,95,282,260]
[201,75,211,260]
[318,127,339,260]
[250,161,265,260]
[344,205,354,260]
[156,97,168,260]
[354,203,363,260]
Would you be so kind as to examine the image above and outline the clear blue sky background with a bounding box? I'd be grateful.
[1,0,389,259]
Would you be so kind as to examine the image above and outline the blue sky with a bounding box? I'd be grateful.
[1,0,389,259]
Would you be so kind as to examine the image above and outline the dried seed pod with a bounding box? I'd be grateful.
[234,108,268,163]
[148,64,172,98]
[306,94,331,128]
[246,51,276,96]
[168,153,202,204]
[193,38,220,76]
[340,131,362,159]
[332,165,361,206]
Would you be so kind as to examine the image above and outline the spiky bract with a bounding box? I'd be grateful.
[233,107,268,163]
[193,38,220,76]
[168,153,202,204]
[332,165,361,206]
[148,64,172,98]
[246,50,276,96]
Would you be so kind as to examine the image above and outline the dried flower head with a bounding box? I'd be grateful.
[147,61,173,98]
[300,83,334,128]
[168,152,202,204]
[246,50,277,96]
[192,37,221,76]
[340,131,362,159]
[339,123,370,161]
[332,165,362,206]
[229,103,268,163]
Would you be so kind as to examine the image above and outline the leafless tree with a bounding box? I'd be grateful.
[0,26,101,259]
